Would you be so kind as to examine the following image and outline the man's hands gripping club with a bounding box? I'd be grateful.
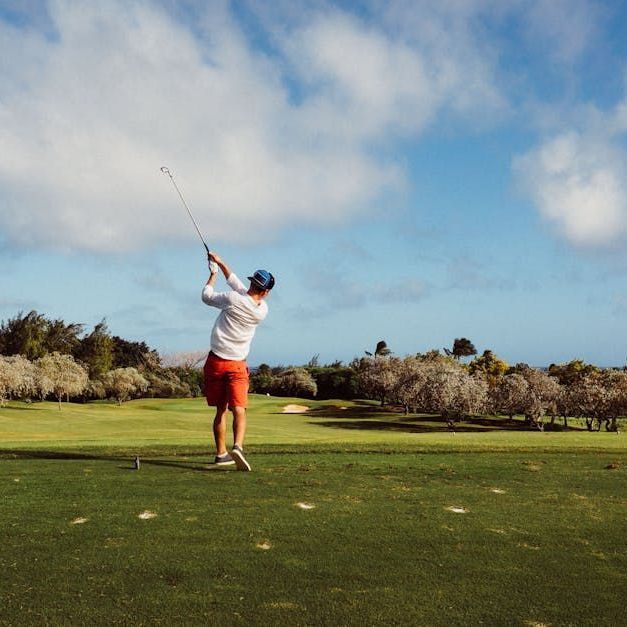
[206,251,233,287]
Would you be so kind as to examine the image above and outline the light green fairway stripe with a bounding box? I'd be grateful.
[0,396,625,452]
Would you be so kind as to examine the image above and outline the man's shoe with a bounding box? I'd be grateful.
[231,445,251,471]
[214,453,235,466]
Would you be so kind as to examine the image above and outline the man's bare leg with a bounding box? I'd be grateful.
[231,406,251,470]
[213,403,229,455]
[232,406,247,449]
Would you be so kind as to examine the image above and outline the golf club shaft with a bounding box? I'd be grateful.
[160,166,210,254]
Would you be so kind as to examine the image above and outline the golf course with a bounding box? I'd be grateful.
[1,396,625,625]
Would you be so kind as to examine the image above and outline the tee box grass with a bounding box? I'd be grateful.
[1,396,626,625]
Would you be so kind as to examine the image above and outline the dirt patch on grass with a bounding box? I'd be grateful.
[282,404,310,413]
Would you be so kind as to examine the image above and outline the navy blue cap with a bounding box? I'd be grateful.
[248,269,275,290]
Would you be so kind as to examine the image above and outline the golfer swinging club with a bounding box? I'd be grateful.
[202,251,275,471]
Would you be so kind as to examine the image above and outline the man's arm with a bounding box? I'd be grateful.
[202,258,233,308]
[206,265,218,288]
[208,251,248,295]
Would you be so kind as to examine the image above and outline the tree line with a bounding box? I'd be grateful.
[0,311,202,408]
[1,315,625,431]
[249,340,626,432]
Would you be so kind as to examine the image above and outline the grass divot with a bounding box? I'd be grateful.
[295,502,315,510]
[256,540,272,550]
[70,517,88,525]
[138,511,157,520]
[446,506,468,514]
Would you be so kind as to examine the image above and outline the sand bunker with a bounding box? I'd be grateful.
[282,404,310,413]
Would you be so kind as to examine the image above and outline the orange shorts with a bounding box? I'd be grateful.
[203,352,249,409]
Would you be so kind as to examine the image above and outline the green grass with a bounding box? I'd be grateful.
[1,395,624,452]
[1,396,626,625]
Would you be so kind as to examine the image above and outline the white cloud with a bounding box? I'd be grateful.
[521,0,600,64]
[291,269,427,319]
[0,0,505,253]
[514,129,627,248]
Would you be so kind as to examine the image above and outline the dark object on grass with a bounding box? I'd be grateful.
[134,456,141,470]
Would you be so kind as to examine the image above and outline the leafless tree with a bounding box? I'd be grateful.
[391,356,428,414]
[419,360,488,428]
[356,356,401,406]
[160,350,207,369]
[518,367,561,430]
[35,352,88,409]
[0,355,37,405]
[269,367,317,398]
[103,367,149,405]
[490,373,529,420]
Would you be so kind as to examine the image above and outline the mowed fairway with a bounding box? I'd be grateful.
[1,397,626,625]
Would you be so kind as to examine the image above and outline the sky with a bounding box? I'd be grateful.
[1,0,626,368]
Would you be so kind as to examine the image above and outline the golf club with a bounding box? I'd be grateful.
[161,166,210,254]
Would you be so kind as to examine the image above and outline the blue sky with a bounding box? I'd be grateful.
[1,0,626,367]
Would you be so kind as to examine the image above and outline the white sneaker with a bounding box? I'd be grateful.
[231,445,251,471]
[214,453,235,466]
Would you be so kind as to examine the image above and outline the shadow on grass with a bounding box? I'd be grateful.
[310,420,511,433]
[0,448,227,472]
[307,406,585,434]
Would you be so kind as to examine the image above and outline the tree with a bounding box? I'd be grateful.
[103,367,149,405]
[143,368,192,398]
[548,359,598,386]
[444,338,477,360]
[0,311,49,359]
[112,336,160,369]
[490,373,529,420]
[306,365,360,400]
[419,360,487,427]
[469,350,509,387]
[249,363,274,395]
[44,318,84,355]
[566,370,627,432]
[35,352,88,409]
[269,368,317,398]
[607,371,627,432]
[511,365,561,430]
[0,355,37,406]
[0,357,17,406]
[160,350,207,369]
[391,356,428,414]
[365,340,391,357]
[354,356,399,406]
[76,320,114,378]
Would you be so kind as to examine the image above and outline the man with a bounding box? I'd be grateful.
[201,251,274,471]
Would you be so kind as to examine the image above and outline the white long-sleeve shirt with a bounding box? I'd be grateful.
[201,273,268,361]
